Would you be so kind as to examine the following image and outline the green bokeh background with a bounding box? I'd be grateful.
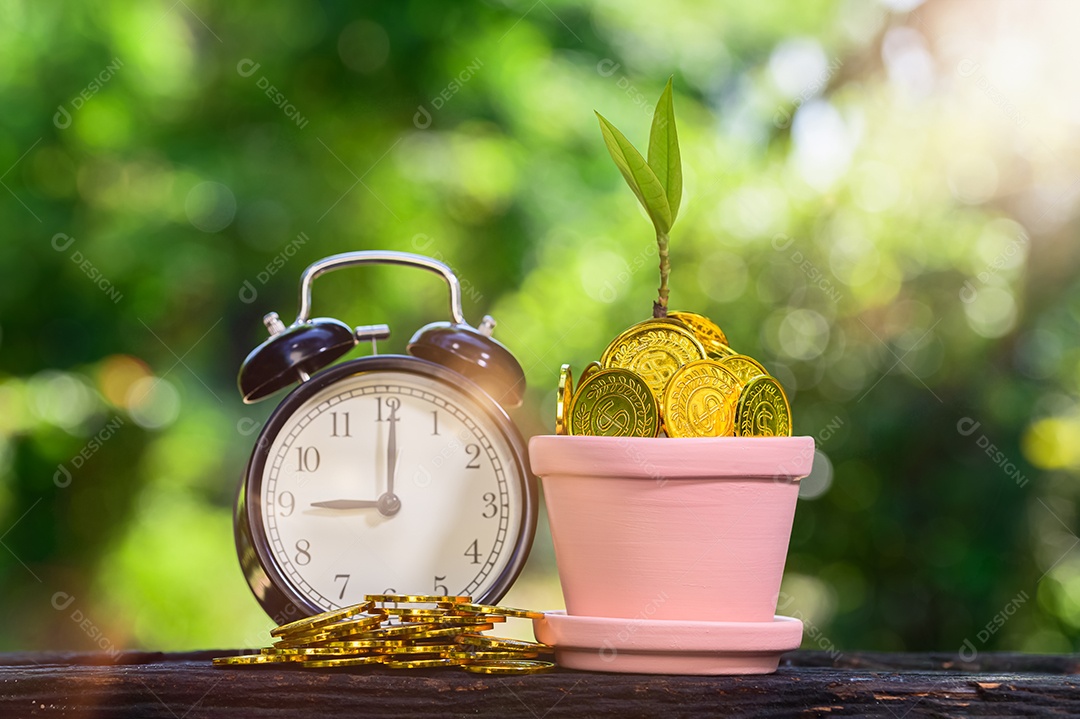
[2,0,1079,654]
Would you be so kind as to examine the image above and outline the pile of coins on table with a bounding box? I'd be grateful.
[556,311,791,438]
[213,594,554,674]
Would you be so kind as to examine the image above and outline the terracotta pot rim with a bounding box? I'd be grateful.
[529,434,815,480]
[533,612,804,675]
[535,611,803,651]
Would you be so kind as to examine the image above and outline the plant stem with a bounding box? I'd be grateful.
[653,230,669,318]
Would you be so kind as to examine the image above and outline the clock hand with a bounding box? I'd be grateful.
[386,409,398,497]
[310,499,381,509]
[372,405,402,517]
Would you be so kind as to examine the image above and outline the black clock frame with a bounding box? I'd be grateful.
[235,354,537,625]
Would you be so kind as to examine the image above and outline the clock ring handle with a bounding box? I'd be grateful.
[294,250,466,326]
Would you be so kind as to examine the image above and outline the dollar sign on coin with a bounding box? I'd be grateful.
[569,368,659,437]
[600,320,705,401]
[662,359,741,437]
[735,376,792,437]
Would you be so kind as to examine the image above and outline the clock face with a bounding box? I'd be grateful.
[251,366,527,612]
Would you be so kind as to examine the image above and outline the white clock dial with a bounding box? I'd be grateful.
[257,370,522,610]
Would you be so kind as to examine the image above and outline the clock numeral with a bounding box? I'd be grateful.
[277,491,295,517]
[433,575,448,596]
[432,410,440,436]
[464,539,481,565]
[375,397,401,422]
[465,444,482,469]
[295,539,312,566]
[330,412,351,437]
[481,492,497,519]
[295,446,321,473]
[334,573,350,600]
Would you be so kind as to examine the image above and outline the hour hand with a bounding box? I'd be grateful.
[309,499,381,509]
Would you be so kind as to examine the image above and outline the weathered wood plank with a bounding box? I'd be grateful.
[786,650,1080,675]
[1,651,1078,718]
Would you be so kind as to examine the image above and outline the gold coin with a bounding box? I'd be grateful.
[262,646,360,656]
[270,600,375,637]
[384,607,446,617]
[600,319,706,400]
[213,653,301,666]
[275,630,398,648]
[451,603,545,620]
[718,355,768,385]
[668,311,729,352]
[342,622,431,638]
[275,615,387,644]
[568,368,659,437]
[735,376,792,437]
[448,650,541,661]
[410,614,506,625]
[302,655,386,668]
[309,639,406,649]
[409,623,495,638]
[579,361,601,384]
[456,635,552,653]
[385,657,466,669]
[274,636,358,649]
[376,643,460,655]
[662,359,742,438]
[365,594,471,604]
[706,345,737,360]
[461,660,555,675]
[556,364,572,435]
[315,611,388,630]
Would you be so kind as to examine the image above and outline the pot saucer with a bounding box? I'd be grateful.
[533,611,803,675]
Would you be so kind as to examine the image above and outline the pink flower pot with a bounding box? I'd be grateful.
[529,435,815,674]
[531,435,814,622]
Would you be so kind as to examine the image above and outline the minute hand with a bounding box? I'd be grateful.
[386,412,398,496]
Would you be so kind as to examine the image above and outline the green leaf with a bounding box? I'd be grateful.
[596,111,673,235]
[647,77,682,224]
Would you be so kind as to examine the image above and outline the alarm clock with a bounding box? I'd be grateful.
[234,250,537,624]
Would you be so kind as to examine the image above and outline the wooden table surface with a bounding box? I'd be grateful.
[2,649,1078,717]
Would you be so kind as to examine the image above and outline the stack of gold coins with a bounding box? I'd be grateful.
[213,594,554,675]
[557,311,791,438]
